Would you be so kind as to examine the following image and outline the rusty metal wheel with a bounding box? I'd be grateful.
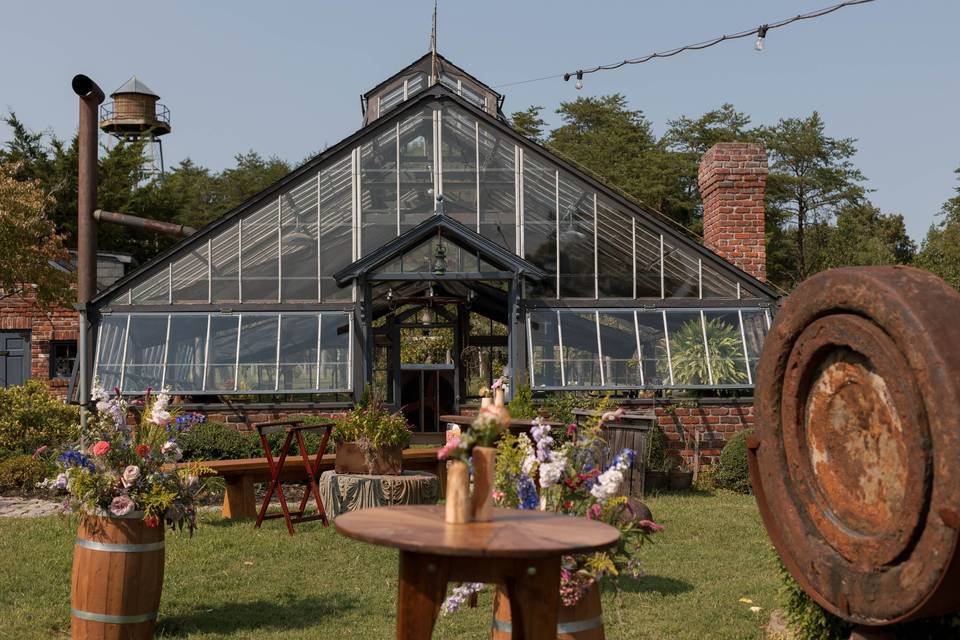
[751,266,960,626]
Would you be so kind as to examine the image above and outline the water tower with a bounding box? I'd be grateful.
[99,76,171,176]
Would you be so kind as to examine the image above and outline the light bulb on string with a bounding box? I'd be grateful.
[575,70,584,90]
[755,25,768,52]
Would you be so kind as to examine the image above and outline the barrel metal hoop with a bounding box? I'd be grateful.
[75,538,165,553]
[491,615,603,633]
[71,608,157,624]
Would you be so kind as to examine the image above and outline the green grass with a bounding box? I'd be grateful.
[0,491,778,639]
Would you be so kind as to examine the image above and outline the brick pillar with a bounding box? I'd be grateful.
[698,142,768,282]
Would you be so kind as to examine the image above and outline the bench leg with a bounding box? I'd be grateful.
[223,476,257,520]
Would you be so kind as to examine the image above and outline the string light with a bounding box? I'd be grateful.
[497,0,876,90]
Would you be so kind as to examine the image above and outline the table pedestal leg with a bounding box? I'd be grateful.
[397,551,449,640]
[503,557,561,640]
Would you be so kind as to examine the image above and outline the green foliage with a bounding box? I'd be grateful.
[493,432,527,508]
[816,204,915,271]
[332,405,412,449]
[714,429,753,494]
[0,381,79,455]
[646,426,669,473]
[509,106,547,142]
[659,318,748,386]
[179,422,260,461]
[0,455,48,493]
[918,166,960,290]
[505,382,537,420]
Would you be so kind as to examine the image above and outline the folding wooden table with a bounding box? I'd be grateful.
[253,419,334,535]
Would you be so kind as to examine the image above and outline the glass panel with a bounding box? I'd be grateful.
[663,238,700,298]
[702,263,740,298]
[558,178,594,298]
[477,121,516,252]
[211,223,240,302]
[171,245,208,303]
[406,73,425,97]
[319,154,353,301]
[399,109,435,234]
[636,311,670,386]
[598,311,641,387]
[635,225,662,298]
[560,312,601,387]
[165,315,207,392]
[319,314,350,391]
[523,154,557,297]
[237,315,278,391]
[130,269,168,305]
[596,199,634,298]
[95,315,127,392]
[664,310,708,386]
[440,107,477,227]
[281,174,319,301]
[241,200,279,302]
[360,125,398,257]
[741,309,768,382]
[205,315,239,392]
[460,83,486,109]
[527,311,561,388]
[278,315,318,391]
[378,83,405,114]
[703,310,750,385]
[122,315,167,393]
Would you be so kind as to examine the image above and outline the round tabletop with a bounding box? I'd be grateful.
[335,505,620,558]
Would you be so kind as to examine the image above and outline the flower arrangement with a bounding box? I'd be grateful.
[45,382,209,534]
[444,402,662,613]
[436,403,510,462]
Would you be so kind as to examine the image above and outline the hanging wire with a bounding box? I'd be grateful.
[494,0,876,89]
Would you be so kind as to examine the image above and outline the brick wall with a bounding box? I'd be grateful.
[0,290,78,398]
[698,142,768,282]
[653,401,754,467]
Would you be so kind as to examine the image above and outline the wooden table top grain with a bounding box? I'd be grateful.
[335,505,620,558]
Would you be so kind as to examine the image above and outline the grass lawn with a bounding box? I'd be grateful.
[0,490,779,639]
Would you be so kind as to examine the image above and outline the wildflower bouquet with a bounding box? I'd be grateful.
[46,382,209,534]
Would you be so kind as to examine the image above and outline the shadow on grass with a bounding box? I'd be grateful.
[617,574,694,596]
[156,593,358,637]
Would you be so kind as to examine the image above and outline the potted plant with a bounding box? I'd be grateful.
[669,460,694,491]
[644,426,670,491]
[333,403,412,476]
[45,383,208,640]
[441,405,662,635]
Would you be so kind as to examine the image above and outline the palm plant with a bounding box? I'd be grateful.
[658,317,748,386]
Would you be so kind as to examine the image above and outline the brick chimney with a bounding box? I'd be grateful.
[698,142,768,282]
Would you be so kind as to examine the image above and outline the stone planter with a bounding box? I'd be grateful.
[668,470,694,491]
[334,442,403,475]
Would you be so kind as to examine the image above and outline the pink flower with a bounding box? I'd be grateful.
[478,404,511,430]
[601,408,625,423]
[437,435,461,460]
[91,441,111,456]
[586,504,602,520]
[109,495,135,517]
[121,465,141,488]
[638,519,664,533]
[566,423,577,436]
[32,445,48,459]
[491,376,505,390]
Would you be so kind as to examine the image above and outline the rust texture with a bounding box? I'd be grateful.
[751,266,960,627]
[93,209,196,238]
[71,75,104,306]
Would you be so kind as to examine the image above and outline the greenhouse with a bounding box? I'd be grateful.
[88,53,778,433]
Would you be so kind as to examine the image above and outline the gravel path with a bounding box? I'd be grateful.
[0,496,62,518]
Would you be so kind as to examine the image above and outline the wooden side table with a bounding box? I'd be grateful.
[335,505,620,640]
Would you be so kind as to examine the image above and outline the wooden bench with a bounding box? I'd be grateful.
[191,448,445,520]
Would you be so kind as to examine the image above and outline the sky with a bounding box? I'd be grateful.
[0,1,957,241]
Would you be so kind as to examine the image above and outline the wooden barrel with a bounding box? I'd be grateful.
[492,583,604,639]
[751,266,960,627]
[71,513,165,640]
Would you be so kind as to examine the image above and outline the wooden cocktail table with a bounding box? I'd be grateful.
[335,505,620,639]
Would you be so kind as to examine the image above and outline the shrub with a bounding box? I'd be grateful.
[0,455,48,493]
[333,405,412,450]
[646,426,669,472]
[179,422,260,461]
[506,382,537,420]
[0,381,79,455]
[714,429,753,493]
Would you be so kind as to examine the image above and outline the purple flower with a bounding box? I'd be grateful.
[517,474,539,510]
[109,495,135,517]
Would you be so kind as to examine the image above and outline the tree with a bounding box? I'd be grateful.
[0,163,72,308]
[758,113,867,286]
[917,167,960,289]
[509,106,547,143]
[816,204,915,271]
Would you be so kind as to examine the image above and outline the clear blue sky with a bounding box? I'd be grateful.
[1,1,956,241]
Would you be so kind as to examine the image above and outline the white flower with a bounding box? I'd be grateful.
[521,453,537,476]
[150,407,171,427]
[161,441,182,461]
[590,468,624,502]
[539,457,567,488]
[121,465,141,488]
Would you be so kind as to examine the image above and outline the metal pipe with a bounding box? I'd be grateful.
[93,209,196,237]
[72,74,103,435]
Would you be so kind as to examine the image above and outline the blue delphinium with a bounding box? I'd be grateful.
[57,450,95,472]
[517,474,539,510]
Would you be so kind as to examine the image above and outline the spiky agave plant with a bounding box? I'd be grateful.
[658,317,748,386]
